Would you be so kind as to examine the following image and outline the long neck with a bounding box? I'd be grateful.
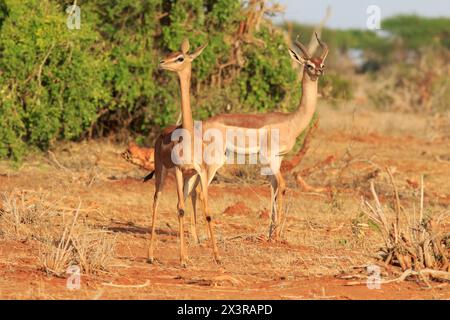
[178,67,193,133]
[291,70,318,137]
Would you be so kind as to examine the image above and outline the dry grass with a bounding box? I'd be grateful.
[39,205,116,276]
[0,190,56,241]
[0,191,116,277]
[71,230,116,275]
[362,169,450,282]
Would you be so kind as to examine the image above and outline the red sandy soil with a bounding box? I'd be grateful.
[0,106,449,300]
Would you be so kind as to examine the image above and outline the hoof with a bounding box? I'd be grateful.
[180,256,190,268]
[214,257,222,265]
[147,257,155,264]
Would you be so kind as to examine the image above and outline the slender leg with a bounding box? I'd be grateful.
[195,178,211,240]
[274,172,286,239]
[148,190,160,263]
[204,164,221,241]
[268,158,284,241]
[206,163,221,186]
[268,175,279,241]
[175,168,188,267]
[199,170,221,264]
[148,165,167,263]
[184,175,200,244]
[189,188,199,243]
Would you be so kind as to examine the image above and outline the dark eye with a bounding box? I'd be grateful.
[307,64,314,69]
[177,56,184,62]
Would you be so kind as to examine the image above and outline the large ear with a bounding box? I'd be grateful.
[189,43,207,60]
[288,48,305,65]
[181,38,190,54]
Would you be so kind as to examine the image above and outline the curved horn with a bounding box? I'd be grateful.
[315,32,329,61]
[294,35,311,60]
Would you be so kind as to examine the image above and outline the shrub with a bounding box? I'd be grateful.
[0,190,115,276]
[0,0,110,160]
[0,0,302,159]
[319,72,354,103]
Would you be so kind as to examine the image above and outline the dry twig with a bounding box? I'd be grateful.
[361,170,449,279]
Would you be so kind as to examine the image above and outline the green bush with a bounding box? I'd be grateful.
[237,27,299,113]
[0,0,109,160]
[382,15,450,50]
[0,0,304,160]
[319,72,353,103]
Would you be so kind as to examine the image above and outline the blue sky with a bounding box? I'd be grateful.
[276,0,450,29]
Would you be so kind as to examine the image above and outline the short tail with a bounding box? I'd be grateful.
[143,171,155,182]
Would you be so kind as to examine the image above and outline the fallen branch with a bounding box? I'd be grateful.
[102,280,150,288]
[280,118,319,173]
[299,155,336,178]
[212,275,244,286]
[345,268,450,286]
[435,155,450,164]
[295,175,329,193]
